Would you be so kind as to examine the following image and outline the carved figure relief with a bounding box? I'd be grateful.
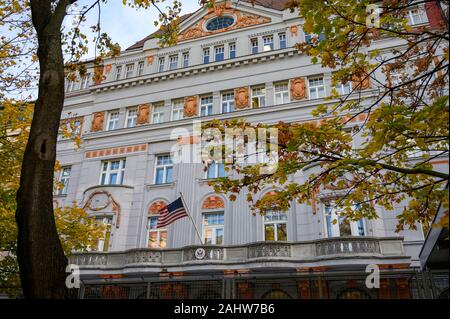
[352,71,371,90]
[184,96,198,117]
[91,112,105,132]
[149,200,168,215]
[147,55,154,65]
[290,77,307,100]
[137,104,150,124]
[202,196,225,210]
[234,87,249,109]
[290,25,298,36]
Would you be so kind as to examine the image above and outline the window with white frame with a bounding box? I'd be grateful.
[264,210,287,241]
[274,82,290,105]
[158,57,165,72]
[154,154,173,184]
[126,107,138,128]
[229,42,236,59]
[171,99,184,121]
[93,216,113,252]
[324,202,366,237]
[251,86,266,108]
[263,35,274,51]
[115,65,122,80]
[206,161,226,179]
[107,110,120,130]
[169,55,178,70]
[200,96,213,116]
[279,32,287,49]
[203,212,224,245]
[152,103,165,124]
[125,63,134,78]
[215,46,225,62]
[406,7,427,25]
[308,77,326,99]
[148,216,167,248]
[336,81,352,95]
[183,52,189,67]
[203,48,210,64]
[80,74,90,89]
[100,159,126,185]
[221,92,234,113]
[55,166,71,195]
[137,61,145,76]
[251,38,258,54]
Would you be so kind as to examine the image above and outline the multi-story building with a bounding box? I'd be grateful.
[57,0,448,298]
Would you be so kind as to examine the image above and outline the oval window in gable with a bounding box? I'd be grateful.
[206,16,235,31]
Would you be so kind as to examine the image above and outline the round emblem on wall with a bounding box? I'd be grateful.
[195,248,206,260]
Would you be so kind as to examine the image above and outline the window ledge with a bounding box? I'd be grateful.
[145,182,176,190]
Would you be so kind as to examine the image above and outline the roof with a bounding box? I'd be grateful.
[125,0,292,51]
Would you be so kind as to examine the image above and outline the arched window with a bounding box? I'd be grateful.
[148,200,168,248]
[206,16,234,31]
[261,289,292,299]
[202,196,225,245]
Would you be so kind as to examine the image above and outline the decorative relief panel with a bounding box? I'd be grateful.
[125,251,162,264]
[91,112,105,132]
[290,77,307,100]
[352,71,371,89]
[234,87,249,109]
[105,64,112,75]
[178,2,271,42]
[183,247,224,261]
[85,144,147,159]
[137,104,151,124]
[146,55,154,65]
[290,24,298,36]
[184,96,198,117]
[149,200,168,215]
[248,244,291,258]
[202,196,225,210]
[83,190,121,227]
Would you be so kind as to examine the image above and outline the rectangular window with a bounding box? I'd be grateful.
[251,38,258,54]
[279,32,287,49]
[171,99,184,121]
[406,8,427,25]
[251,86,266,108]
[206,161,226,179]
[183,52,189,67]
[154,154,173,184]
[274,82,290,105]
[200,96,213,116]
[203,213,224,245]
[308,77,326,99]
[203,48,210,64]
[336,81,352,95]
[152,103,165,124]
[126,107,138,128]
[80,74,90,90]
[264,210,288,241]
[169,55,178,70]
[158,57,165,72]
[94,216,113,252]
[137,61,145,76]
[148,217,167,248]
[100,159,126,185]
[263,35,274,51]
[215,46,225,62]
[221,92,235,113]
[115,65,122,80]
[324,203,366,237]
[55,166,71,195]
[125,63,134,78]
[229,42,236,59]
[107,110,120,131]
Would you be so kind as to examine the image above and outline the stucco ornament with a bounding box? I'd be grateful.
[202,196,225,209]
[184,96,198,117]
[352,70,371,89]
[234,87,250,109]
[83,190,121,227]
[146,55,154,65]
[290,77,307,100]
[137,104,151,124]
[105,64,112,75]
[91,112,105,132]
[290,24,298,36]
[149,200,168,215]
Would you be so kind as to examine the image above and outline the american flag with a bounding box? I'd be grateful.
[157,197,188,228]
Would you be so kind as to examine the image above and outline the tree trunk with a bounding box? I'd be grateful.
[15,0,75,298]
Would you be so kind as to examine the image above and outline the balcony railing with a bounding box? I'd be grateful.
[69,237,407,269]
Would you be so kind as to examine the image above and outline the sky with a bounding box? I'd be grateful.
[65,0,201,59]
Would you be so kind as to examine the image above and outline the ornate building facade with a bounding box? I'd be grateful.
[57,0,448,298]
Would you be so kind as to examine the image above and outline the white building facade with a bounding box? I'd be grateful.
[57,0,449,299]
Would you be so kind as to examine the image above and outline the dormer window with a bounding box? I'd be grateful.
[206,16,235,31]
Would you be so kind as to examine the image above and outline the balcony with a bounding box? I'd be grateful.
[70,237,409,274]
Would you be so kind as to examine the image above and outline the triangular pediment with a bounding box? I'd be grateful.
[178,1,274,42]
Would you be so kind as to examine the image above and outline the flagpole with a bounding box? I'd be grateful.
[179,192,204,245]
